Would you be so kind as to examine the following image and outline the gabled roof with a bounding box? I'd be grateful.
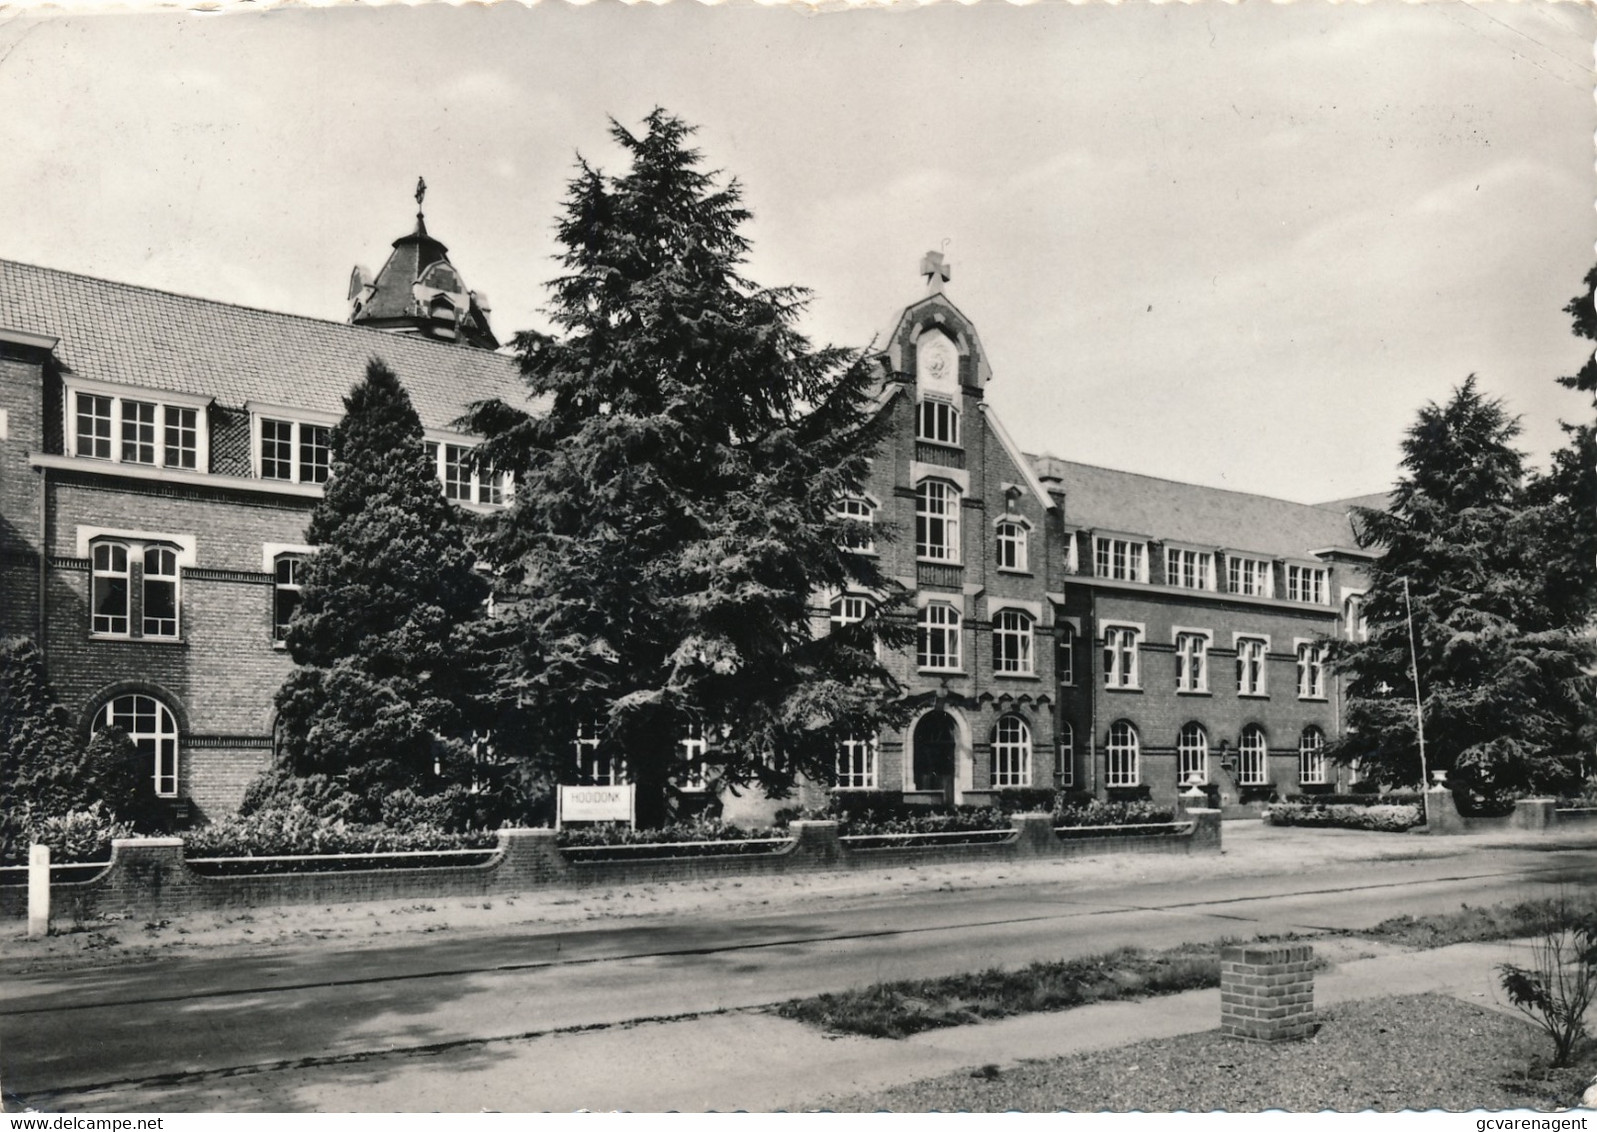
[1028,455,1363,561]
[1315,491,1391,514]
[0,260,528,434]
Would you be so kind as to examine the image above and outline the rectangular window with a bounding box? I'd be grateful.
[916,399,960,445]
[992,609,1034,675]
[1103,626,1140,688]
[90,538,183,640]
[1057,627,1076,686]
[1297,642,1327,699]
[164,407,198,470]
[835,498,875,553]
[996,522,1028,571]
[121,400,157,465]
[260,418,295,480]
[1094,537,1146,582]
[274,555,306,642]
[299,424,332,485]
[835,735,877,790]
[1236,637,1267,696]
[915,481,961,562]
[1166,548,1212,591]
[443,445,473,501]
[76,393,113,460]
[1175,632,1208,692]
[1287,565,1328,605]
[1227,556,1273,597]
[917,604,962,670]
[141,546,179,638]
[91,542,130,635]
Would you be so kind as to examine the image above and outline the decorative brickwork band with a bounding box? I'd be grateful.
[1220,943,1315,1042]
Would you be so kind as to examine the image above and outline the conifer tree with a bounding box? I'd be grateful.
[461,110,909,825]
[1331,378,1596,797]
[272,359,495,817]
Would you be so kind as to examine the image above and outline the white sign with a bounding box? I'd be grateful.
[558,784,635,827]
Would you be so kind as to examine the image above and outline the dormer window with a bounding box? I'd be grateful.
[917,399,960,446]
[424,441,512,507]
[1166,548,1214,591]
[259,418,332,484]
[1227,555,1274,598]
[1094,536,1147,583]
[70,385,209,472]
[1286,565,1328,605]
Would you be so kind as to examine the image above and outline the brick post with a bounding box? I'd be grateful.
[1184,807,1222,851]
[1512,798,1556,832]
[1009,813,1057,857]
[1423,786,1465,835]
[492,828,567,890]
[1220,943,1315,1041]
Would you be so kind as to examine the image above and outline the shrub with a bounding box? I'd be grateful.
[556,817,786,857]
[182,805,497,859]
[1282,792,1423,808]
[1264,802,1423,832]
[1054,799,1175,827]
[1498,895,1597,1067]
[993,788,1058,813]
[2,803,134,866]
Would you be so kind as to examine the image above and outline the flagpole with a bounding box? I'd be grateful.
[1403,577,1430,790]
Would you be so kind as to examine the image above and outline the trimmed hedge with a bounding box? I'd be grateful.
[1264,802,1423,833]
[183,807,499,859]
[556,818,787,858]
[1283,793,1423,808]
[1055,799,1175,827]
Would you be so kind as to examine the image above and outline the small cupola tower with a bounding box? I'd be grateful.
[347,178,499,350]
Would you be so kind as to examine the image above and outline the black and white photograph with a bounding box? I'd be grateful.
[1,0,1595,1116]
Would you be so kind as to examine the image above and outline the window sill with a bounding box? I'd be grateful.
[917,667,965,676]
[89,633,185,646]
[1238,692,1271,699]
[916,438,964,452]
[1104,685,1143,694]
[1176,689,1212,697]
[916,557,964,567]
[996,567,1033,577]
[1298,695,1329,703]
[993,671,1040,681]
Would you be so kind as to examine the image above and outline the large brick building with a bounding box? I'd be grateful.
[0,219,1372,822]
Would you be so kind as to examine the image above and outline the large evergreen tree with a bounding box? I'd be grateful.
[271,360,498,819]
[461,110,909,825]
[1331,377,1596,797]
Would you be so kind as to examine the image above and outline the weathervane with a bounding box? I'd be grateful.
[415,176,427,213]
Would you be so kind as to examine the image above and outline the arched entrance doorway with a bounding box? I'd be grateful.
[912,710,959,803]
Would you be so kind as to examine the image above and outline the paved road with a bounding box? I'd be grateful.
[5,836,1596,1109]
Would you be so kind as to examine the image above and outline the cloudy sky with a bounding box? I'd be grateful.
[1,1,1591,503]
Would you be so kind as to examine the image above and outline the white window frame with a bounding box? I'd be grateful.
[835,496,877,554]
[249,403,340,486]
[86,534,192,641]
[917,602,963,671]
[1165,546,1214,591]
[992,715,1032,788]
[1238,724,1270,786]
[1102,622,1142,689]
[1174,628,1211,693]
[1342,590,1369,642]
[1057,720,1075,787]
[1057,624,1076,687]
[67,379,211,473]
[1105,721,1141,788]
[1235,634,1268,696]
[1226,554,1275,598]
[575,721,627,786]
[916,397,961,446]
[1178,722,1209,784]
[916,479,962,563]
[1094,535,1148,583]
[995,519,1030,573]
[273,553,309,645]
[835,733,878,790]
[424,437,514,508]
[677,720,708,792]
[1299,727,1328,785]
[96,693,181,799]
[1287,564,1329,605]
[1296,639,1328,699]
[992,608,1035,675]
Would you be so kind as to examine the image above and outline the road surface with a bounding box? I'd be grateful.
[4,833,1596,1110]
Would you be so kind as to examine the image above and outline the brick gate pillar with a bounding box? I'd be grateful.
[1220,943,1315,1041]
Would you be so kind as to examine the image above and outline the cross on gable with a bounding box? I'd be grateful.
[920,250,951,294]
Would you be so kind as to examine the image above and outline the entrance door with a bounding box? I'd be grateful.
[912,711,958,804]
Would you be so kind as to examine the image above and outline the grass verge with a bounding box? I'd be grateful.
[1348,897,1582,950]
[823,993,1597,1112]
[775,942,1218,1039]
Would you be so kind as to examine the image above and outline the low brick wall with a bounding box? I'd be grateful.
[1425,793,1594,836]
[1220,943,1315,1042]
[2,810,1221,922]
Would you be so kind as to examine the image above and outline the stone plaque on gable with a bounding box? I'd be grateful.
[916,330,960,400]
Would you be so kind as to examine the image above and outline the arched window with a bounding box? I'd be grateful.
[1178,722,1209,785]
[995,521,1028,572]
[917,399,960,446]
[992,609,1034,675]
[915,480,961,562]
[834,497,875,553]
[1299,727,1328,785]
[1106,721,1140,788]
[90,538,182,640]
[91,542,130,635]
[835,733,877,790]
[992,716,1032,788]
[1238,724,1269,786]
[96,693,180,798]
[917,603,962,670]
[830,594,872,630]
[1057,720,1075,787]
[274,554,307,642]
